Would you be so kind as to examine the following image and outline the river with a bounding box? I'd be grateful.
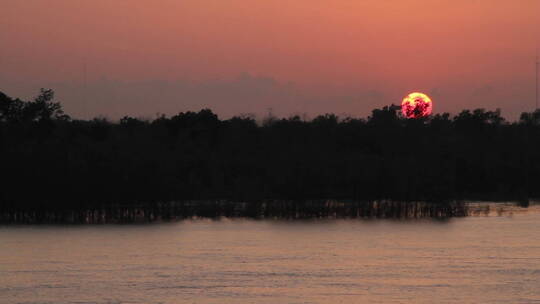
[1,204,539,303]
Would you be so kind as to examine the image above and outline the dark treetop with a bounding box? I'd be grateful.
[0,90,538,221]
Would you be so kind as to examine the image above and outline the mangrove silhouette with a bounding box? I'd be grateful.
[0,89,537,223]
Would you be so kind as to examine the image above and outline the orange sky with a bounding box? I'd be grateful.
[1,0,539,119]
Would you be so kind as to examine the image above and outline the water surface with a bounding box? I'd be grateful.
[1,204,539,303]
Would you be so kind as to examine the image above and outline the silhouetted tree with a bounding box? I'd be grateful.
[0,90,538,223]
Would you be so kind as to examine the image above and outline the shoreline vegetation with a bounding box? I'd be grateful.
[1,89,538,223]
[1,200,468,224]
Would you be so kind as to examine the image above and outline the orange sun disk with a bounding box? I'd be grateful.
[401,92,433,119]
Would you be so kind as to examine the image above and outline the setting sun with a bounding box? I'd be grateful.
[401,92,433,118]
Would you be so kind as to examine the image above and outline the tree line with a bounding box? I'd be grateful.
[0,89,537,222]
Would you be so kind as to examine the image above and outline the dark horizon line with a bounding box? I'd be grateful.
[3,88,539,123]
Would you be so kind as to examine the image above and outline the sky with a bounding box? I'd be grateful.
[1,0,539,120]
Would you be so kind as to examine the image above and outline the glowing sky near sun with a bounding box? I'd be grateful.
[0,0,539,119]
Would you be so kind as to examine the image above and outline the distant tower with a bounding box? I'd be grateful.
[83,58,87,117]
[534,49,540,110]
